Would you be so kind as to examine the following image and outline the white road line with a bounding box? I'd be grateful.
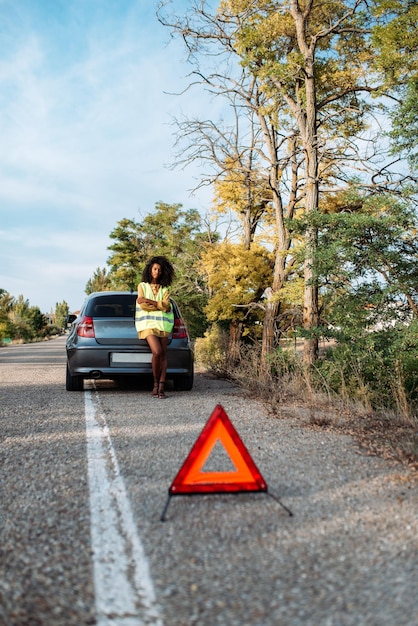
[85,389,163,626]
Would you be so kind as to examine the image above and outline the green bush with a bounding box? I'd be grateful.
[314,321,418,415]
[194,324,230,376]
[266,346,299,378]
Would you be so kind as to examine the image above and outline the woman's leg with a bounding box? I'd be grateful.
[146,335,169,397]
[146,335,163,388]
[158,337,169,383]
[157,337,169,399]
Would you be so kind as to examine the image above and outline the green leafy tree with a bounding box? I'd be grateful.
[85,267,113,294]
[388,79,418,170]
[9,295,33,341]
[0,291,50,341]
[221,0,386,363]
[160,0,413,364]
[28,307,48,335]
[55,301,70,329]
[314,194,418,326]
[107,218,144,291]
[290,189,418,412]
[0,289,14,310]
[372,0,418,169]
[212,158,275,249]
[158,3,308,360]
[105,202,212,337]
[0,290,15,341]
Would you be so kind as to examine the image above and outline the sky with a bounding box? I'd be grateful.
[0,0,215,313]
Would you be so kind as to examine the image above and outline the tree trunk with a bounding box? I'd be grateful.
[291,0,320,365]
[303,109,319,364]
[261,299,281,364]
[228,320,243,364]
[261,184,287,363]
[303,224,319,364]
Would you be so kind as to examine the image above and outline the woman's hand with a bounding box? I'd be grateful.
[137,297,158,309]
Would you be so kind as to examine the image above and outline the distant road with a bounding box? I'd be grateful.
[1,336,417,625]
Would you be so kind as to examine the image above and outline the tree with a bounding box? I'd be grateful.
[372,0,418,169]
[159,0,416,366]
[158,2,307,360]
[105,202,212,337]
[223,0,387,363]
[388,79,418,171]
[169,82,275,251]
[313,191,418,325]
[212,159,273,250]
[55,301,70,329]
[0,289,14,318]
[199,241,273,356]
[5,295,48,341]
[305,188,418,412]
[28,307,48,335]
[0,290,51,341]
[107,218,144,291]
[0,290,15,341]
[9,295,32,341]
[85,267,112,294]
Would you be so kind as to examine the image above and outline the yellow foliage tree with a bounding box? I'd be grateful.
[212,158,275,249]
[200,241,273,357]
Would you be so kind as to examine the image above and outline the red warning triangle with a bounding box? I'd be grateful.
[169,404,267,494]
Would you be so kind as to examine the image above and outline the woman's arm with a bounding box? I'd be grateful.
[137,283,158,311]
[157,289,171,312]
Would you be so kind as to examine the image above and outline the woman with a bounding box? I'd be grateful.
[135,256,175,399]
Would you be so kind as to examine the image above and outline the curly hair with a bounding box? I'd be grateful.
[142,256,175,287]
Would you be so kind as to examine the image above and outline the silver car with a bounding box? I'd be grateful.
[66,291,194,391]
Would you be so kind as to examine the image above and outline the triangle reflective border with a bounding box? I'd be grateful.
[169,404,267,494]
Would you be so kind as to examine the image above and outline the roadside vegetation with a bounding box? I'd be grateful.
[3,2,417,466]
[0,291,69,343]
[195,325,418,470]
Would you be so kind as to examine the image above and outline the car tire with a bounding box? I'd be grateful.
[173,372,194,391]
[66,363,84,391]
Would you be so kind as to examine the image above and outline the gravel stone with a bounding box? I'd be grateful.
[1,337,417,625]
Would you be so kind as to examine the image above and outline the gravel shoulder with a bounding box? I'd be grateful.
[1,338,417,625]
[0,345,94,626]
[99,370,418,626]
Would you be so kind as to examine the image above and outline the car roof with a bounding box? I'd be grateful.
[87,291,136,297]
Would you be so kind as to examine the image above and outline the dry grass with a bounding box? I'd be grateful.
[195,332,417,473]
[227,346,418,473]
[298,398,418,473]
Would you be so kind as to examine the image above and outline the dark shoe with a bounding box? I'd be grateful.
[152,382,159,398]
[158,382,167,399]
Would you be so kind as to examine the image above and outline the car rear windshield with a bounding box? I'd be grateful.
[86,295,137,318]
[85,294,180,319]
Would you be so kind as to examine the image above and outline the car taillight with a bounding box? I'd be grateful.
[76,315,95,338]
[172,317,188,339]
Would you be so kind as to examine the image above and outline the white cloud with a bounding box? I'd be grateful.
[0,226,108,312]
[0,1,213,312]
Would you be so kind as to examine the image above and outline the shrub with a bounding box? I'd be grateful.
[194,324,230,376]
[314,321,417,419]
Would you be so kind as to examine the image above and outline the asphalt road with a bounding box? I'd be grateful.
[1,336,417,626]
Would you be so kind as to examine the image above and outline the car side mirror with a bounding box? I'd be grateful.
[66,314,77,325]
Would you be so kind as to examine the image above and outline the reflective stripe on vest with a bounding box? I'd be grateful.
[135,283,174,334]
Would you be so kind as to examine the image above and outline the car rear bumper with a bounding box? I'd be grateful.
[67,346,193,377]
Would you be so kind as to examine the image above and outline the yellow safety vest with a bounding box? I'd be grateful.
[135,282,174,334]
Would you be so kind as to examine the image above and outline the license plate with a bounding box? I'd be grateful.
[111,352,152,364]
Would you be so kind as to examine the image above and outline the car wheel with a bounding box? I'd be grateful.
[173,372,194,391]
[66,363,84,391]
